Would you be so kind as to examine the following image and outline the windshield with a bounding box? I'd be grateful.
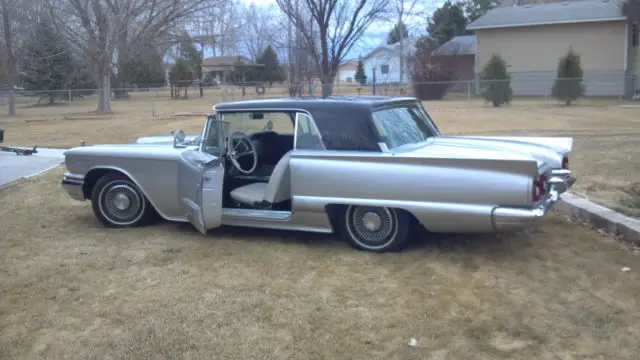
[219,112,295,134]
[370,104,438,150]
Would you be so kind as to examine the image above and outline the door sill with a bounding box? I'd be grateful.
[222,208,292,222]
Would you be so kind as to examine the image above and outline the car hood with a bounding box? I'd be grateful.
[398,135,570,170]
[63,142,199,161]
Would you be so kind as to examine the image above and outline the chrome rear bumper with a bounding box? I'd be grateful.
[492,170,576,231]
[61,172,85,201]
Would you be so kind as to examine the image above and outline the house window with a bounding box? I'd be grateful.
[633,22,639,47]
[380,65,389,74]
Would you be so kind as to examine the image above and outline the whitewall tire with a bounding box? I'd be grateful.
[91,173,156,228]
[340,205,411,252]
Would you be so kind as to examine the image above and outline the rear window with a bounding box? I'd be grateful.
[371,104,437,150]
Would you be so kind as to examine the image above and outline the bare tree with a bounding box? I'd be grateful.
[276,0,390,97]
[47,0,210,113]
[391,0,424,84]
[0,0,33,115]
[240,3,278,60]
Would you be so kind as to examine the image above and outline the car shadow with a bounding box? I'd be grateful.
[179,221,536,262]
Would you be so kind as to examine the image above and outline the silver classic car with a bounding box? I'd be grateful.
[62,96,575,252]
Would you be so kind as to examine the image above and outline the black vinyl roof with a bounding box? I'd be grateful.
[213,96,424,152]
[213,95,419,113]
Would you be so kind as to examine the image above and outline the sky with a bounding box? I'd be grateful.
[238,0,445,60]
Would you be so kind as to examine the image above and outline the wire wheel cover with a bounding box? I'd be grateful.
[350,206,395,244]
[100,183,143,224]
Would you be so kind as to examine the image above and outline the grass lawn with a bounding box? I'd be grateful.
[2,90,639,216]
[1,167,639,359]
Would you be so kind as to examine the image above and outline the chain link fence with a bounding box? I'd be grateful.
[0,76,638,120]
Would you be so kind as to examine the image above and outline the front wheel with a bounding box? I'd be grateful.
[91,173,157,228]
[340,205,411,253]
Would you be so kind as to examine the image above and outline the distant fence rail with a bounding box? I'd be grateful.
[0,76,638,118]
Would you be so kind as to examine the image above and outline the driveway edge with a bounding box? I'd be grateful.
[555,192,640,246]
[0,162,63,193]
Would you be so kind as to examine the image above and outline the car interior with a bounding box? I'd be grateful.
[218,111,299,211]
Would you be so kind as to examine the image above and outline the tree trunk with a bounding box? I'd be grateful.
[399,32,404,85]
[114,30,130,99]
[97,69,113,113]
[2,0,17,116]
[321,73,335,98]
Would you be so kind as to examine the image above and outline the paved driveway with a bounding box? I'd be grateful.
[0,148,66,188]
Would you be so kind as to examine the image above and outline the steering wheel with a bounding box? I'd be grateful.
[226,131,258,175]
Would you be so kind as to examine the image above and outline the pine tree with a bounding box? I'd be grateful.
[256,44,284,86]
[387,21,409,45]
[20,20,75,104]
[354,60,366,85]
[479,53,512,107]
[551,48,585,106]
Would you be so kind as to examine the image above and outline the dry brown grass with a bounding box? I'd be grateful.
[1,167,639,359]
[2,90,639,216]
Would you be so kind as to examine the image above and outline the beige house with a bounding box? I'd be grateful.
[201,56,264,84]
[336,60,360,84]
[467,0,640,97]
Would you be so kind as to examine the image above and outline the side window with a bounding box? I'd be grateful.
[294,113,325,150]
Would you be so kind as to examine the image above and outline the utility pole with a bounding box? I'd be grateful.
[373,67,377,95]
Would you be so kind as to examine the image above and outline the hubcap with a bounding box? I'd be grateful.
[362,211,382,231]
[113,193,131,210]
[101,183,142,223]
[351,207,394,244]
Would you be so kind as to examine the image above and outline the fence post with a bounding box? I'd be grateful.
[67,89,72,119]
[152,96,156,116]
[467,81,471,101]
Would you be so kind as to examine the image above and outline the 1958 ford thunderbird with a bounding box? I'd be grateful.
[61,96,576,252]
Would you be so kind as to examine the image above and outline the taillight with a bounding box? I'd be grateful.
[532,174,548,202]
[562,156,569,169]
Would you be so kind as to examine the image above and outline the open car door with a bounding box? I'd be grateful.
[177,115,226,234]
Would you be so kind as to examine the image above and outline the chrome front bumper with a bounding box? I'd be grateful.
[492,170,576,231]
[61,172,86,201]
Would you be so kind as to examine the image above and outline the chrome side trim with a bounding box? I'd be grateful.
[61,172,86,201]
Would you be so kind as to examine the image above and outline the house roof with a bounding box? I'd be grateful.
[339,60,359,69]
[432,35,476,56]
[363,37,419,60]
[467,0,626,30]
[202,56,263,67]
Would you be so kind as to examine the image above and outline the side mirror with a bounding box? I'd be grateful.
[263,120,273,131]
[173,130,186,147]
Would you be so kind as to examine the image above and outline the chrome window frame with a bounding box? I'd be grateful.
[293,111,326,151]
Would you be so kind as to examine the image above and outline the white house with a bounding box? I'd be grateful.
[361,37,418,85]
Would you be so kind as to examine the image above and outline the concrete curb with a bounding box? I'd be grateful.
[555,192,640,246]
[0,162,63,193]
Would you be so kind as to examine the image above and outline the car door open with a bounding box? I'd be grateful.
[177,115,226,234]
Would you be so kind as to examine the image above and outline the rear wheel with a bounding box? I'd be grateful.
[340,205,411,253]
[91,173,157,228]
